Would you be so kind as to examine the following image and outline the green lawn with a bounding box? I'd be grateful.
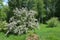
[0,32,26,40]
[35,24,60,40]
[0,24,60,40]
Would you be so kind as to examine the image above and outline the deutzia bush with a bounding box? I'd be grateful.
[6,8,39,35]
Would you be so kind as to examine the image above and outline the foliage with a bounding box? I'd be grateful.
[6,8,39,36]
[0,21,7,31]
[8,0,60,23]
[55,0,60,18]
[8,0,37,10]
[46,17,59,27]
[0,0,3,7]
[7,0,37,22]
[0,0,9,21]
[0,6,9,21]
[44,0,58,19]
[37,0,46,23]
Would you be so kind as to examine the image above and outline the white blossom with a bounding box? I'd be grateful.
[6,8,39,35]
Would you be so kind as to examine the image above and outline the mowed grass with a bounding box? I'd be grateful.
[0,24,60,40]
[35,24,60,40]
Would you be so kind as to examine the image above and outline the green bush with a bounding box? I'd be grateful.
[46,17,59,27]
[0,21,7,31]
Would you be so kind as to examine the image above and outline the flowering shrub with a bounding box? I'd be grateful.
[0,21,7,31]
[6,8,39,35]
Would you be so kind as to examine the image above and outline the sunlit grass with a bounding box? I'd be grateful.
[35,23,60,40]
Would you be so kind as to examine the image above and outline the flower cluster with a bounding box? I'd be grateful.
[6,8,39,35]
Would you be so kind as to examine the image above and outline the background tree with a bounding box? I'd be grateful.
[7,0,37,22]
[44,0,58,20]
[7,0,60,23]
[55,0,60,20]
[36,0,45,23]
[0,0,8,21]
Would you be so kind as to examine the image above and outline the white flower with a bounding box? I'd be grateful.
[6,8,39,35]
